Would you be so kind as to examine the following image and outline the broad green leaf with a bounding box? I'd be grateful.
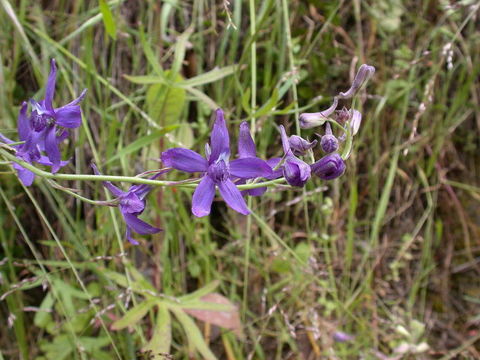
[142,303,172,357]
[111,299,157,330]
[105,126,178,164]
[146,72,186,126]
[171,308,218,360]
[99,0,116,40]
[176,65,238,88]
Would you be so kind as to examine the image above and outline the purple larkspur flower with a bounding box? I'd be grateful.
[0,102,67,185]
[237,121,282,197]
[279,125,311,187]
[288,135,317,156]
[30,59,86,173]
[311,153,345,180]
[161,109,272,217]
[92,164,167,245]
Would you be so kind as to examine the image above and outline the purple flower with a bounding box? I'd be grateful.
[311,153,345,180]
[237,121,281,196]
[0,102,67,185]
[319,123,339,154]
[92,165,165,245]
[161,109,272,217]
[30,59,86,173]
[279,125,311,187]
[288,135,317,156]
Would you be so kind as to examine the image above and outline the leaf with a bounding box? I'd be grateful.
[105,126,178,164]
[123,75,168,85]
[98,0,116,40]
[146,72,186,126]
[111,299,157,330]
[34,292,54,329]
[171,307,218,360]
[170,27,193,77]
[183,293,242,338]
[179,280,220,302]
[142,303,172,357]
[255,88,280,118]
[176,65,239,88]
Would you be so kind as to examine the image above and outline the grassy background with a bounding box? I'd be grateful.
[1,0,479,359]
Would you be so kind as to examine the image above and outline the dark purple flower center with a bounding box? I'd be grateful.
[208,159,229,182]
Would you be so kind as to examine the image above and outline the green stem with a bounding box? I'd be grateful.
[0,148,286,190]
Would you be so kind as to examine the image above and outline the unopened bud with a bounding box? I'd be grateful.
[311,153,346,180]
[338,64,375,99]
[299,97,339,129]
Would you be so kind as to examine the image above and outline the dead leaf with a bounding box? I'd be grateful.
[183,293,242,338]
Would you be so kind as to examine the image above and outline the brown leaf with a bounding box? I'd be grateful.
[183,293,242,338]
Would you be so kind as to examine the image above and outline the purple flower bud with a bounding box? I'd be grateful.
[311,153,345,180]
[299,97,339,129]
[289,135,317,156]
[320,123,339,153]
[338,64,375,99]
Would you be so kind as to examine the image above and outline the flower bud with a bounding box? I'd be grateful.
[338,64,375,99]
[311,153,345,180]
[289,135,317,156]
[320,123,339,153]
[299,97,338,129]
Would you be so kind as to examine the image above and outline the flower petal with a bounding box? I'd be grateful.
[13,163,35,186]
[37,156,69,168]
[229,157,272,179]
[120,193,145,214]
[161,148,208,173]
[209,108,230,162]
[0,132,14,144]
[130,169,170,199]
[279,125,291,154]
[266,157,283,179]
[44,126,61,173]
[55,105,82,128]
[64,89,87,107]
[17,102,30,141]
[91,163,125,197]
[238,121,256,158]
[246,187,267,197]
[45,59,57,112]
[122,212,161,235]
[283,155,311,187]
[218,179,250,215]
[125,227,139,245]
[191,175,216,217]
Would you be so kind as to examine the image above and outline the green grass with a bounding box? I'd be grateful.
[1,1,480,359]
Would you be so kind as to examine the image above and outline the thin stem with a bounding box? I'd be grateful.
[0,148,286,190]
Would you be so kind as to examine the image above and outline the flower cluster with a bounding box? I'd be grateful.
[0,59,86,185]
[0,60,375,243]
